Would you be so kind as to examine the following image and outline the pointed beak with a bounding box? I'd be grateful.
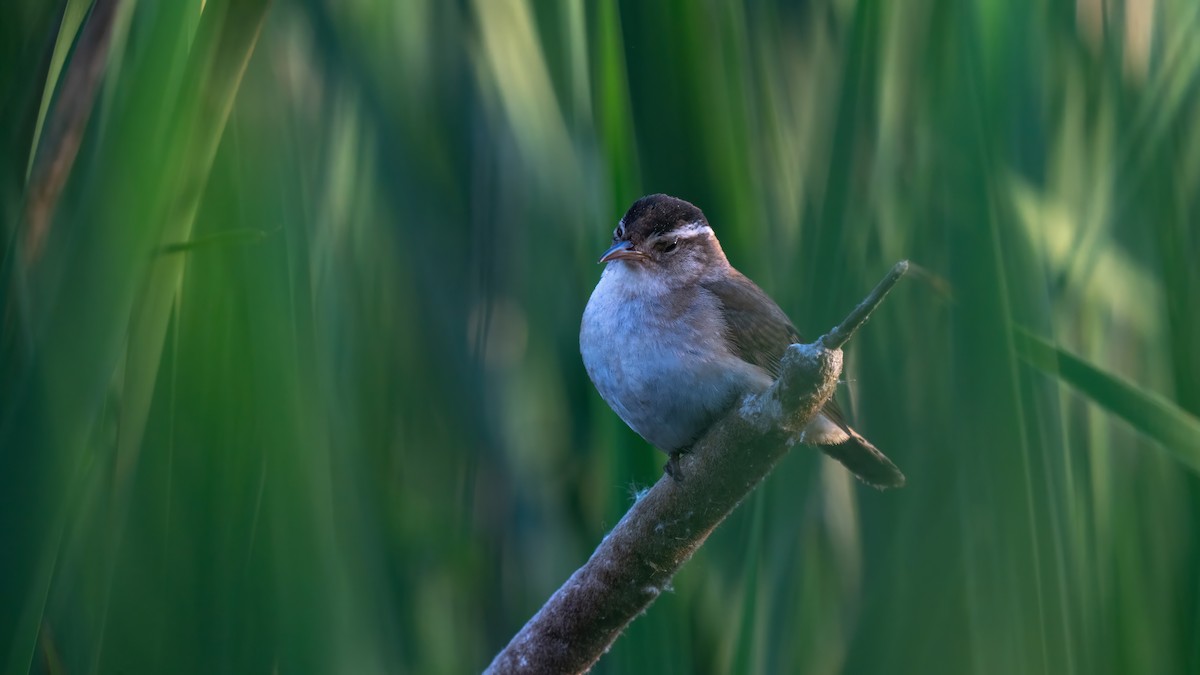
[599,241,646,264]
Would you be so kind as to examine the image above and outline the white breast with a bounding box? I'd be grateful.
[579,262,773,452]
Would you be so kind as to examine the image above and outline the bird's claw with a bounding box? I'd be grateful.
[663,452,686,483]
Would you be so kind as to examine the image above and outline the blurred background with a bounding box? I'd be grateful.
[2,0,1199,673]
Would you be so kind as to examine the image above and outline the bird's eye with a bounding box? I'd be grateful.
[614,226,624,240]
[660,239,678,253]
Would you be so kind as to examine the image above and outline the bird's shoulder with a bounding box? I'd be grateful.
[700,268,802,378]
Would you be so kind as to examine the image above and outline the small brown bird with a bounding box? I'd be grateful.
[579,194,904,488]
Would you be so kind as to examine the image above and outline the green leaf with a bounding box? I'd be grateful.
[155,227,272,255]
[25,0,93,179]
[1014,328,1200,475]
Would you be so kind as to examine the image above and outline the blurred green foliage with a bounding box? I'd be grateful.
[2,0,1199,673]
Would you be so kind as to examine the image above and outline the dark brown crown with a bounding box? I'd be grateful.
[618,194,708,244]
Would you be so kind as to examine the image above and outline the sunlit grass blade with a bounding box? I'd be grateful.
[22,0,121,262]
[24,0,93,179]
[114,0,270,478]
[1014,328,1200,474]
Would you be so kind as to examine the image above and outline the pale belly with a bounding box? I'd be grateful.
[580,267,772,452]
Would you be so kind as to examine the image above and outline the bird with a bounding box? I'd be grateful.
[579,194,905,489]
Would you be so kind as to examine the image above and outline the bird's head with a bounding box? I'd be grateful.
[599,194,727,284]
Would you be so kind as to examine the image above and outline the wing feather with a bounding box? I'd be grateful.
[701,271,798,378]
[702,271,852,427]
[701,269,905,488]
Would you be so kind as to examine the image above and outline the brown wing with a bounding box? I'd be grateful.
[701,270,800,378]
[701,270,853,427]
[702,271,904,489]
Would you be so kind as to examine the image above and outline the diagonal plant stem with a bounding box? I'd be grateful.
[3,4,271,673]
[22,0,122,264]
[486,262,908,674]
[115,0,272,486]
[822,259,909,350]
[1013,328,1200,474]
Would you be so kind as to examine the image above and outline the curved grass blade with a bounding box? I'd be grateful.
[1014,328,1200,475]
[155,227,273,255]
[25,0,93,179]
[23,0,122,263]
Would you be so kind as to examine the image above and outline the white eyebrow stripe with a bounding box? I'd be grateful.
[647,220,711,243]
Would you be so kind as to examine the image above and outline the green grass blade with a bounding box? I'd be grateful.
[114,0,270,482]
[1014,328,1200,475]
[155,228,273,255]
[25,0,93,179]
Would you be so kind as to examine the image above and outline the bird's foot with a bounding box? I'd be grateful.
[663,451,687,483]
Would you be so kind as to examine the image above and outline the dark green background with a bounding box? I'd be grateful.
[3,0,1199,673]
